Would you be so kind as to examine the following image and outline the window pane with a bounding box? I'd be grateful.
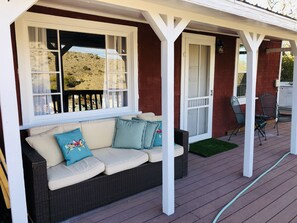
[237,73,246,97]
[30,51,58,73]
[60,31,106,91]
[60,31,107,112]
[33,95,59,115]
[32,73,59,94]
[237,44,247,98]
[121,37,127,54]
[107,35,127,54]
[104,91,127,108]
[108,73,127,90]
[108,55,127,73]
[28,27,58,50]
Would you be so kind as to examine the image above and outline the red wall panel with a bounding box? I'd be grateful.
[212,35,237,137]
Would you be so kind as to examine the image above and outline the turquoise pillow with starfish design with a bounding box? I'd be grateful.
[55,128,93,166]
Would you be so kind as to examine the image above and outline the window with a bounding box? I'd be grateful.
[16,13,138,126]
[233,39,247,104]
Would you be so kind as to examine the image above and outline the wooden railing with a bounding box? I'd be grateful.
[63,90,104,112]
[52,90,127,113]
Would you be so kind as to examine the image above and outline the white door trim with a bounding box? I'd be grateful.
[180,32,215,143]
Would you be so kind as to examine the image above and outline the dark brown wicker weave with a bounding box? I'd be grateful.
[21,128,188,223]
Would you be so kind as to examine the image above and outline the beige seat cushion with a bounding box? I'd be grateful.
[92,147,148,175]
[26,126,64,168]
[142,144,184,163]
[80,119,116,150]
[47,157,105,190]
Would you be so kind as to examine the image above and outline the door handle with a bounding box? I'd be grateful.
[210,90,213,96]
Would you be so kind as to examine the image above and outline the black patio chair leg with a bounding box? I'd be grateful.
[263,126,267,141]
[257,129,262,146]
[259,126,266,140]
[273,120,279,136]
[228,125,240,141]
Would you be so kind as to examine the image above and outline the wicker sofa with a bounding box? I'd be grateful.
[21,113,189,223]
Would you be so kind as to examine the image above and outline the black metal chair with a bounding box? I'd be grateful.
[228,96,245,141]
[229,96,266,145]
[259,93,291,136]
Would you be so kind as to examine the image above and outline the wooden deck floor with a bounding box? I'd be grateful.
[65,122,297,223]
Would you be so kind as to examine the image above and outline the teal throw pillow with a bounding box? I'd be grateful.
[153,121,162,147]
[132,118,160,149]
[55,128,93,166]
[112,118,147,149]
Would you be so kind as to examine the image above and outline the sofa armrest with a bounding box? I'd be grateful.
[21,138,50,223]
[174,128,189,176]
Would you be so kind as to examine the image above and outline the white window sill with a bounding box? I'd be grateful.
[19,110,141,130]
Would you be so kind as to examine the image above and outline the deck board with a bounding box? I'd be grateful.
[65,122,297,223]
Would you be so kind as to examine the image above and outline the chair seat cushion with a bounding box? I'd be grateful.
[142,144,184,163]
[92,148,148,175]
[47,157,105,190]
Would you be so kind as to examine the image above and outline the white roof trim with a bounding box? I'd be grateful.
[183,0,297,32]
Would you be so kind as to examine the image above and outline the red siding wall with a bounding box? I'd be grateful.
[137,24,161,115]
[10,6,281,140]
[256,40,282,114]
[212,35,237,137]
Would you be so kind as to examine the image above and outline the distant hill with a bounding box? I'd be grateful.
[32,50,127,91]
[62,51,106,90]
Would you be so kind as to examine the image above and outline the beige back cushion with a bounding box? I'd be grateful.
[138,115,162,121]
[28,123,81,136]
[120,115,137,120]
[137,112,155,119]
[26,126,64,168]
[80,119,116,150]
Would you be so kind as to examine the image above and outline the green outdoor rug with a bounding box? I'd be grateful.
[189,138,238,157]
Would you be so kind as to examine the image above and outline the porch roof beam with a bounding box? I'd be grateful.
[290,40,297,155]
[238,31,265,177]
[0,1,38,222]
[142,11,189,215]
[266,48,292,54]
[95,0,297,41]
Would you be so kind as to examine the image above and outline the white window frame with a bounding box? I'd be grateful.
[233,38,247,105]
[15,12,139,128]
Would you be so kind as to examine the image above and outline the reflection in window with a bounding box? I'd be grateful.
[236,43,247,98]
[28,27,128,116]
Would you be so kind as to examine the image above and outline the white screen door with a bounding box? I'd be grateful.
[181,33,215,143]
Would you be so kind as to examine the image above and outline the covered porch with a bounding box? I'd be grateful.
[65,122,295,223]
[1,0,297,222]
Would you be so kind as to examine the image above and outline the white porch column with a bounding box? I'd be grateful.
[0,1,37,222]
[290,40,297,154]
[0,23,28,223]
[238,31,265,177]
[143,11,189,215]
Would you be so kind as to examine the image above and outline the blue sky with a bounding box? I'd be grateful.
[69,46,122,59]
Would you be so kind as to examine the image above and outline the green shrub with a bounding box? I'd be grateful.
[281,53,294,82]
[64,76,81,88]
